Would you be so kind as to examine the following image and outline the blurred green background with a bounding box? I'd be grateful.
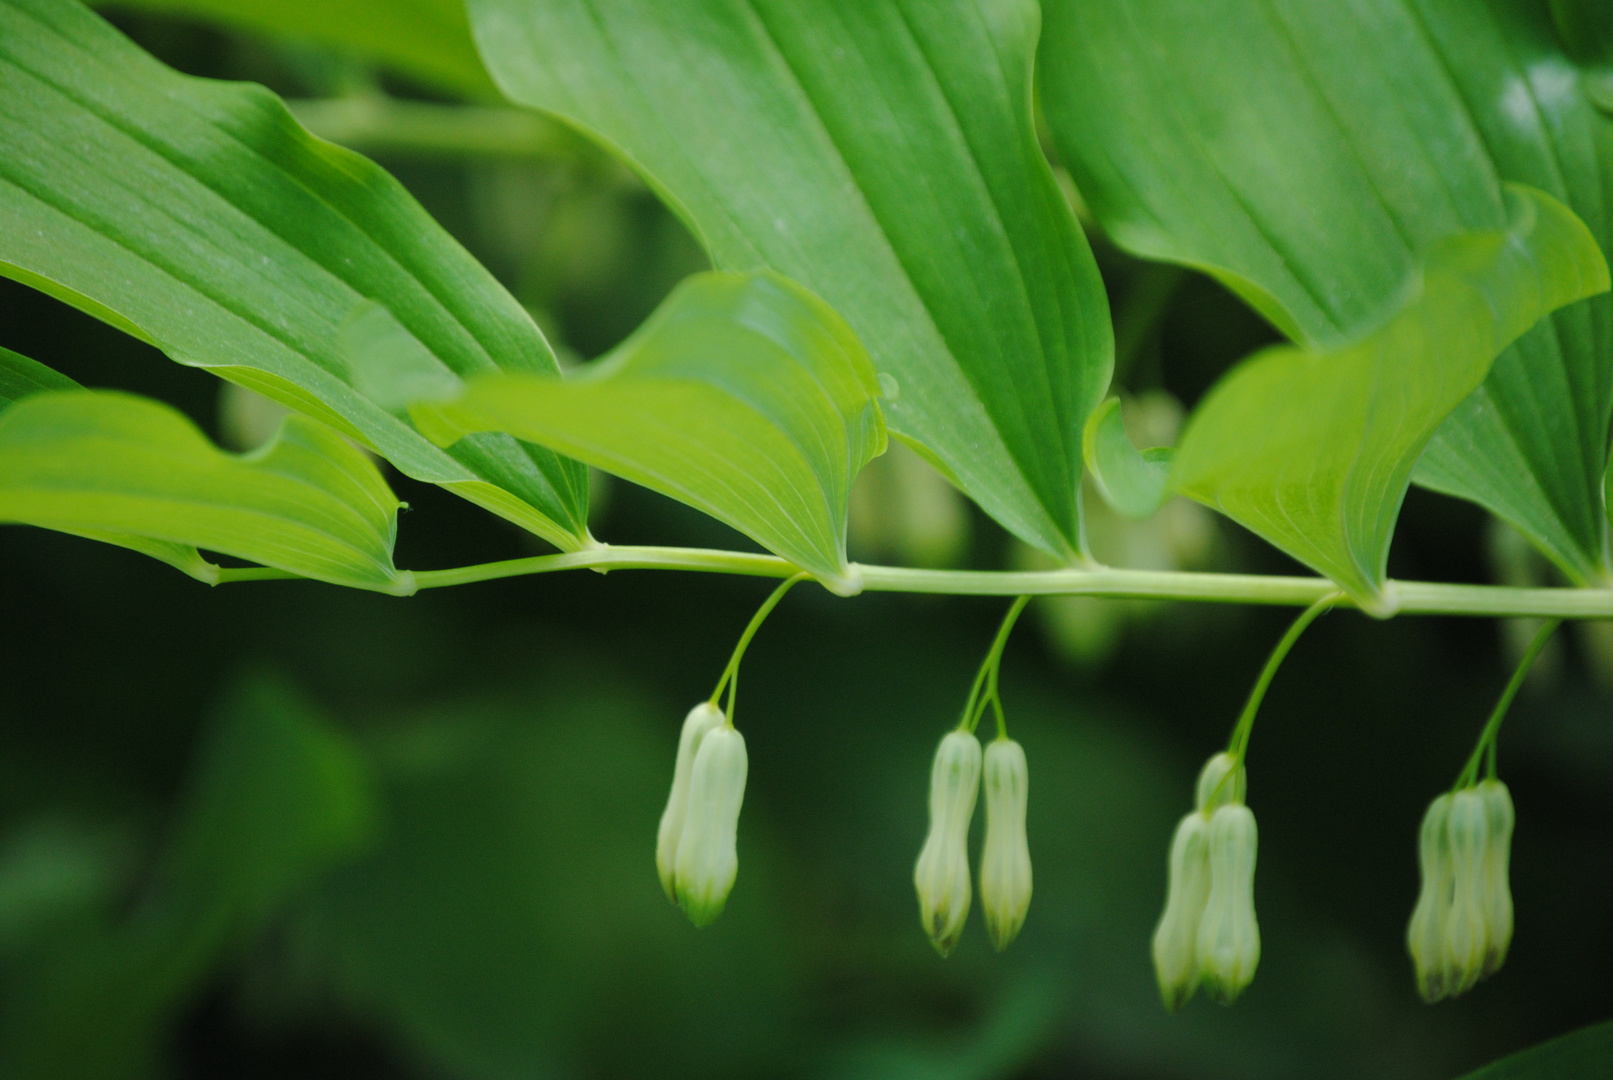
[0,11,1610,1079]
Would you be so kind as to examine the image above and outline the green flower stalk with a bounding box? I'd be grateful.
[1407,780,1516,1002]
[979,737,1032,951]
[914,730,983,956]
[674,724,749,927]
[656,701,726,903]
[1195,751,1246,811]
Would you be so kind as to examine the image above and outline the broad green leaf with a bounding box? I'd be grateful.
[1040,0,1613,584]
[0,0,590,553]
[93,0,497,99]
[467,0,1112,560]
[403,271,884,593]
[1456,1019,1613,1080]
[1082,396,1171,521]
[0,390,414,593]
[1172,186,1607,613]
[0,343,76,406]
[0,346,217,577]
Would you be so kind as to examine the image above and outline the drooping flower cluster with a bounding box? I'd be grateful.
[914,730,1032,955]
[1152,752,1260,1010]
[647,588,1538,1021]
[1406,779,1515,1002]
[656,701,750,926]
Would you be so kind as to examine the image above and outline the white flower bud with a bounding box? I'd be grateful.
[1152,811,1212,1011]
[1195,751,1246,812]
[914,730,982,956]
[979,737,1032,951]
[1477,779,1515,977]
[674,724,748,927]
[1440,788,1491,998]
[1407,792,1454,1002]
[1197,803,1260,1004]
[656,702,725,903]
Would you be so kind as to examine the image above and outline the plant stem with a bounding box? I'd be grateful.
[223,543,1613,619]
[1455,619,1560,788]
[1228,593,1341,762]
[958,596,1032,737]
[710,572,809,723]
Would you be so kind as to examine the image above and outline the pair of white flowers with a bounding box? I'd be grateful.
[913,730,1032,955]
[1153,752,1261,1010]
[1407,779,1515,1002]
[656,702,748,926]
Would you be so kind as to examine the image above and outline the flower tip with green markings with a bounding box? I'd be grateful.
[673,724,748,928]
[656,702,727,905]
[1196,803,1260,1005]
[914,730,983,957]
[979,736,1032,952]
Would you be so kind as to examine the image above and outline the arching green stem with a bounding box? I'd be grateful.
[1455,619,1560,789]
[1227,592,1342,763]
[710,572,810,724]
[959,595,1032,739]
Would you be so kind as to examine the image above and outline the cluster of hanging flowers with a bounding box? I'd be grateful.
[913,729,1033,954]
[656,701,748,926]
[1153,752,1260,1010]
[649,582,1547,1015]
[913,596,1035,954]
[1407,780,1515,1002]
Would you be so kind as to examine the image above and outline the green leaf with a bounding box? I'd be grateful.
[1082,396,1171,521]
[1172,186,1607,614]
[0,344,76,407]
[0,0,590,552]
[1040,0,1613,584]
[90,0,497,99]
[1456,1019,1613,1080]
[0,347,219,577]
[403,271,884,593]
[467,0,1112,560]
[0,389,414,593]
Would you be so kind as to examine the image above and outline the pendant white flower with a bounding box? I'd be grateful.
[1153,751,1260,1009]
[1441,788,1491,997]
[1196,803,1260,1003]
[1407,780,1516,1002]
[673,723,748,927]
[656,701,725,903]
[979,737,1032,951]
[914,730,982,956]
[1153,810,1212,1011]
[1407,792,1454,1002]
[1477,779,1515,977]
